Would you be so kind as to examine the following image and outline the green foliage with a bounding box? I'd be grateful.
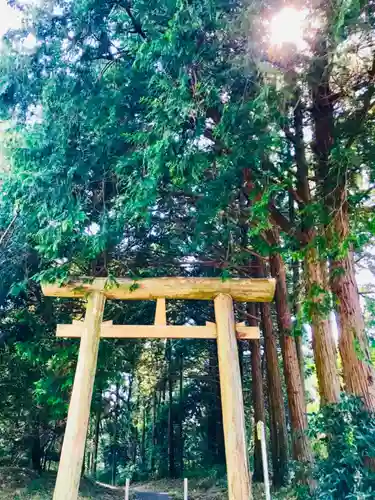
[303,396,375,499]
[303,282,333,321]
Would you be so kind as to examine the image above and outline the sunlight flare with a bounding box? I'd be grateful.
[269,7,308,50]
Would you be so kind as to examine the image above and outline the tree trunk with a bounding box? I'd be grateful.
[295,335,304,392]
[132,426,138,463]
[167,340,176,478]
[285,76,337,408]
[331,216,375,409]
[127,373,133,409]
[111,439,116,485]
[86,451,91,474]
[141,407,146,467]
[162,376,167,404]
[250,339,265,482]
[112,383,119,486]
[288,194,305,390]
[207,342,218,464]
[309,32,375,408]
[248,303,265,483]
[42,450,47,472]
[31,425,42,475]
[255,258,289,487]
[269,250,312,465]
[207,341,226,466]
[151,389,157,472]
[179,353,184,476]
[81,444,86,478]
[92,406,101,478]
[238,338,244,381]
[305,245,341,404]
[261,299,289,487]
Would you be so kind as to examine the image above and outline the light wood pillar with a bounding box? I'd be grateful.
[53,291,106,500]
[214,294,252,500]
[155,298,167,325]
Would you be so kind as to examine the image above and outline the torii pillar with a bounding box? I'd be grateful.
[42,277,275,500]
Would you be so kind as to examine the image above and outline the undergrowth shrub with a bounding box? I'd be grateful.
[298,395,375,499]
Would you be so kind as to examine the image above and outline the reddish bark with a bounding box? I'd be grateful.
[330,211,375,409]
[254,257,289,486]
[310,34,375,410]
[261,302,289,485]
[305,245,340,404]
[269,250,312,464]
[287,77,340,405]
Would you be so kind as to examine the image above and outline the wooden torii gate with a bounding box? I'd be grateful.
[42,277,275,500]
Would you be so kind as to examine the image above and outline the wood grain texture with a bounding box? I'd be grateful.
[53,291,106,500]
[154,298,167,325]
[42,277,275,302]
[214,294,252,500]
[56,323,260,340]
[206,321,260,340]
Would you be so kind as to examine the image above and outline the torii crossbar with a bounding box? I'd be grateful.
[42,277,275,500]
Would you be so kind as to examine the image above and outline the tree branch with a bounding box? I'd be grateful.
[282,126,297,144]
[0,211,18,246]
[345,53,375,148]
[268,202,306,244]
[119,1,147,40]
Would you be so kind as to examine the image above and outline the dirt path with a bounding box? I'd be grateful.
[134,493,171,499]
[95,481,171,499]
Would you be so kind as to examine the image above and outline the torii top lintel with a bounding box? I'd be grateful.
[42,277,275,303]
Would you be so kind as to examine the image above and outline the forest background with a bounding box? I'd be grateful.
[0,0,375,498]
